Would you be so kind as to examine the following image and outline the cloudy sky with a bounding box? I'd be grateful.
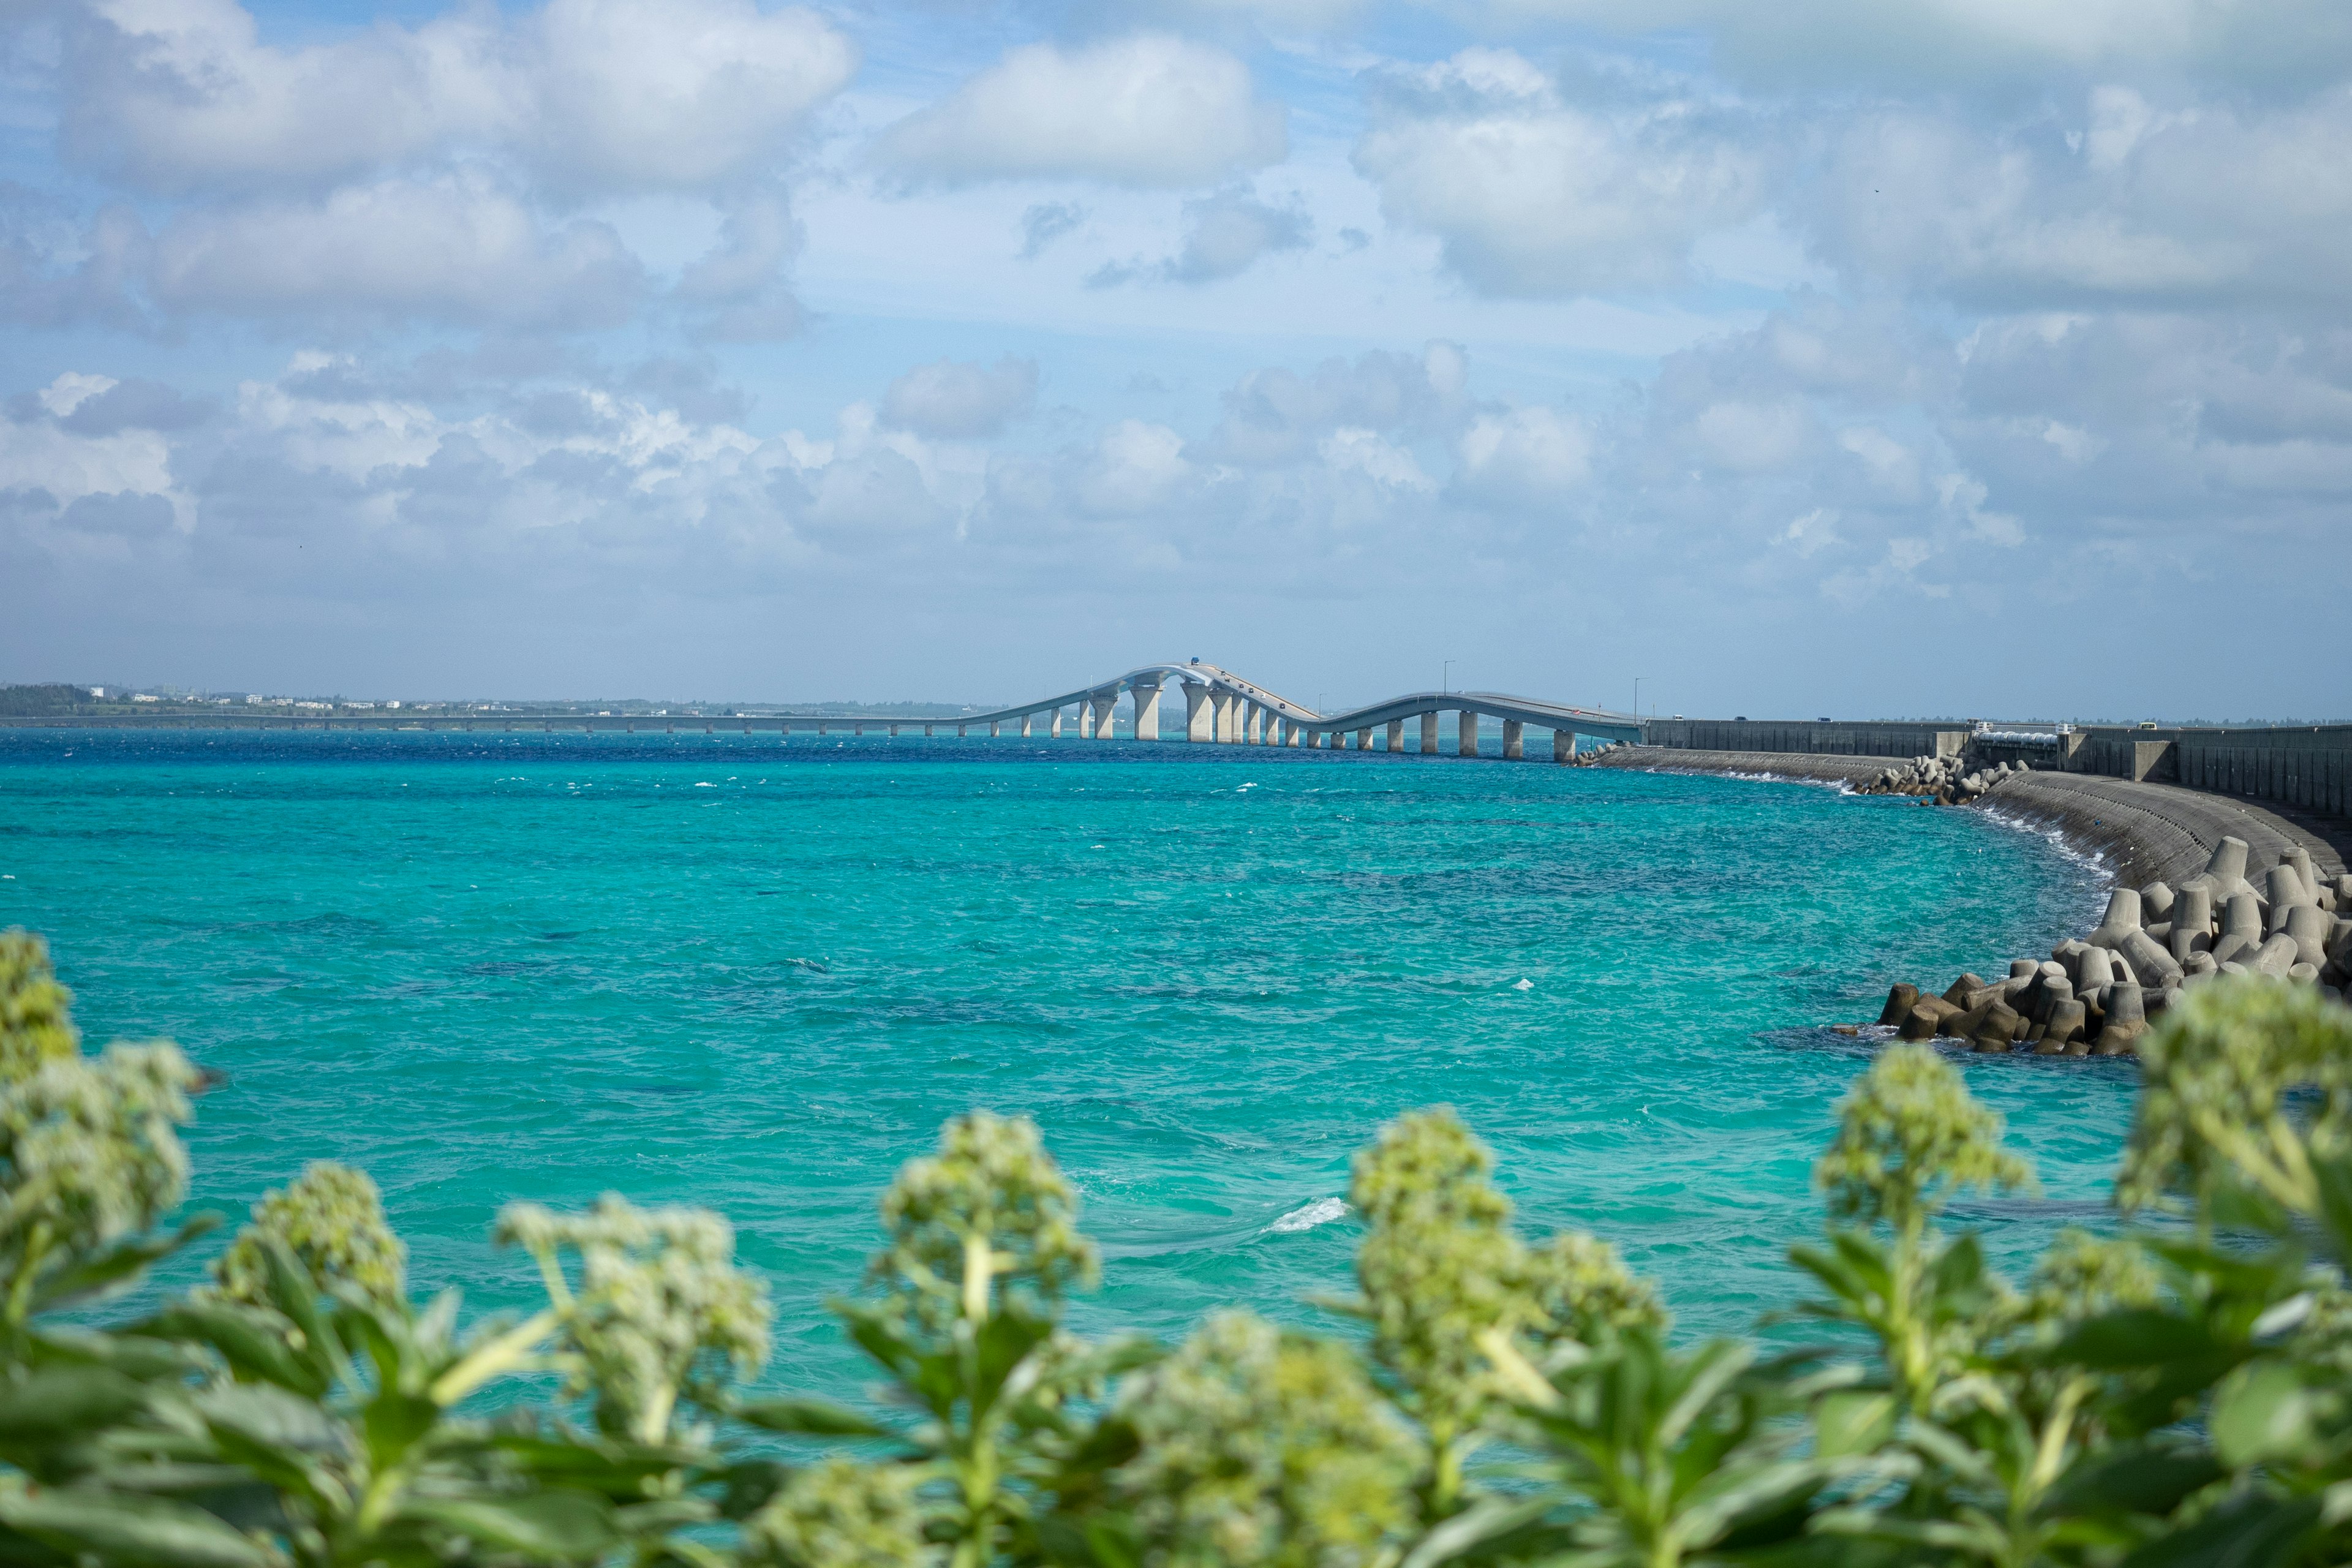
[4,0,2349,718]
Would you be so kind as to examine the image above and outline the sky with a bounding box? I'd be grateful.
[2,0,2350,718]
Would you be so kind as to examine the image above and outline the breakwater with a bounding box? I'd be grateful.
[1600,741,2352,1052]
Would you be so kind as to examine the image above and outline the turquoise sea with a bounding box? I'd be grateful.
[0,731,2132,1386]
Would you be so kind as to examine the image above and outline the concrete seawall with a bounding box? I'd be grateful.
[1641,718,2352,829]
[1600,747,2350,889]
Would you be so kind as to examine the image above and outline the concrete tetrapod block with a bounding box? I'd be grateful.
[2009,958,2040,981]
[2285,904,2334,968]
[1902,1000,1951,1039]
[2169,886,2215,960]
[2180,835,2254,905]
[2122,929,2184,986]
[2267,862,2315,914]
[2282,848,2317,903]
[2212,893,2265,965]
[2078,947,2116,992]
[2092,982,2146,1055]
[1971,1001,2022,1053]
[2089,889,2144,949]
[2290,962,2321,984]
[2250,933,2301,978]
[1879,983,1920,1026]
[2183,951,2219,978]
[2038,998,2089,1054]
[1942,973,1986,1006]
[2141,881,2175,923]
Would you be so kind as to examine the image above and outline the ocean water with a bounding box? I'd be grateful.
[0,731,2130,1387]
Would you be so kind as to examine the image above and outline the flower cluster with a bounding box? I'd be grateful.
[875,1110,1098,1321]
[1816,1042,2035,1235]
[1117,1310,1423,1568]
[2117,979,2352,1216]
[0,1040,200,1303]
[744,1457,932,1568]
[1349,1109,1532,1442]
[213,1160,408,1308]
[498,1194,771,1442]
[0,929,81,1085]
[1522,1229,1668,1347]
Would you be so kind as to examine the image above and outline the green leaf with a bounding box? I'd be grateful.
[1398,1494,1556,1568]
[360,1392,437,1469]
[2038,1436,2225,1522]
[0,1485,279,1568]
[2211,1362,2316,1469]
[731,1396,895,1438]
[2051,1309,2226,1370]
[2119,1488,2321,1568]
[399,1491,617,1561]
[1814,1391,1898,1460]
[134,1303,328,1398]
[30,1217,221,1316]
[0,1365,148,1447]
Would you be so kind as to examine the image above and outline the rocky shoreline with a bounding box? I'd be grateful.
[1591,744,2352,1054]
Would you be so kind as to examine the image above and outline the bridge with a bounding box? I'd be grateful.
[11,660,1646,756]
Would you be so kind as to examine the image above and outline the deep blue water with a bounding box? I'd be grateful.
[0,730,2125,1385]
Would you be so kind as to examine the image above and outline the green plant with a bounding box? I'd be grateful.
[6,923,2352,1568]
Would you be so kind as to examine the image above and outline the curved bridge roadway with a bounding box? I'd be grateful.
[940,661,1643,759]
[14,662,1644,758]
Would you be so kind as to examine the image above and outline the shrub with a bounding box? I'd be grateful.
[4,924,2351,1567]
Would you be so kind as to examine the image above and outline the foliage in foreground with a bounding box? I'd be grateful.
[5,925,2352,1568]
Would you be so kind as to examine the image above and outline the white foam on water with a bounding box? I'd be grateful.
[1513,978,1534,990]
[1980,804,2114,884]
[1267,1196,1348,1234]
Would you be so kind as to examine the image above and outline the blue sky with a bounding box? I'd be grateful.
[4,0,2350,718]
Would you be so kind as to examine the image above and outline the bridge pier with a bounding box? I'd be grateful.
[1246,703,1264,745]
[1019,713,1034,737]
[1091,690,1117,739]
[1503,720,1523,760]
[1185,683,1213,742]
[1458,710,1479,758]
[1050,708,1064,738]
[1419,712,1439,755]
[1133,677,1161,741]
[1355,728,1371,750]
[1553,728,1572,763]
[923,724,934,737]
[1387,720,1403,752]
[1214,692,1238,743]
[1287,722,1302,747]
[957,724,968,737]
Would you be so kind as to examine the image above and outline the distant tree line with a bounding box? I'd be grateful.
[0,685,89,716]
[2,924,2351,1567]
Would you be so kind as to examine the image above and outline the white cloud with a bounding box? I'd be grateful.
[1776,507,1840,556]
[1454,405,1591,503]
[1353,49,1768,296]
[59,0,854,196]
[1078,420,1191,514]
[873,34,1286,189]
[881,357,1039,440]
[150,175,644,327]
[1091,185,1313,287]
[1812,89,2352,309]
[1693,398,1812,472]
[1319,428,1433,490]
[1490,0,2352,93]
